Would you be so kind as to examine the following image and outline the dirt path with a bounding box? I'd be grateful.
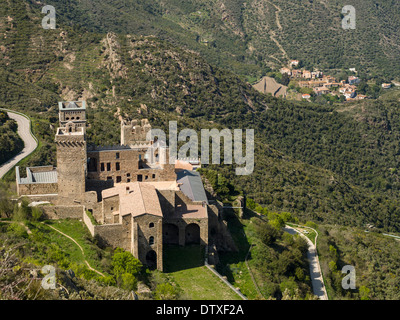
[265,1,288,59]
[44,223,106,277]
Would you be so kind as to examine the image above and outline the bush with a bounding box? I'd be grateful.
[31,207,43,222]
[253,219,281,245]
[154,283,180,300]
[121,273,138,291]
[111,248,143,283]
[7,222,28,238]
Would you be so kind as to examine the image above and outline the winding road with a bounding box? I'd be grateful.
[0,109,38,179]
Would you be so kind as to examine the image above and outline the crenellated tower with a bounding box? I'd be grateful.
[56,105,87,203]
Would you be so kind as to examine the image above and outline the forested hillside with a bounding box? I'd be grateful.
[2,0,400,232]
[0,112,24,165]
[35,0,400,80]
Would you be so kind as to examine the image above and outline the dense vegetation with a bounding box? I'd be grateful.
[36,0,400,81]
[317,224,400,300]
[2,0,400,234]
[244,214,315,299]
[0,112,24,165]
[0,190,183,300]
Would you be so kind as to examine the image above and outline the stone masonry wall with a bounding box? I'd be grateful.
[40,205,84,220]
[18,183,58,196]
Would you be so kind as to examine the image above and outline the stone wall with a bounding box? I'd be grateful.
[21,194,58,203]
[121,119,151,145]
[102,195,120,224]
[94,223,125,248]
[163,217,208,246]
[86,148,175,185]
[17,183,58,196]
[156,189,175,216]
[56,129,86,203]
[133,214,163,271]
[40,205,84,220]
[83,210,95,236]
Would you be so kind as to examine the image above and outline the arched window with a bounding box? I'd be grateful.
[149,222,154,228]
[149,236,154,246]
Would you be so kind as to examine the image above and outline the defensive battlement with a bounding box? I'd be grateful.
[55,125,86,147]
[56,127,84,136]
[87,142,153,152]
[121,118,152,145]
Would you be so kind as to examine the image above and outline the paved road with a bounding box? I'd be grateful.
[0,110,38,179]
[284,226,328,300]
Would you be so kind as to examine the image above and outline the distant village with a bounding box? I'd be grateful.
[280,60,393,102]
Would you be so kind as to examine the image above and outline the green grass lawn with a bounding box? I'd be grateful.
[163,245,242,300]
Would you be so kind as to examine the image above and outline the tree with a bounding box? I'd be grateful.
[281,73,290,86]
[329,260,337,272]
[121,273,138,291]
[253,220,281,245]
[111,248,142,280]
[246,198,256,210]
[295,267,305,281]
[359,286,370,300]
[154,283,180,300]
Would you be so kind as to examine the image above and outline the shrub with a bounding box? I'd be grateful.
[111,248,142,279]
[154,283,180,300]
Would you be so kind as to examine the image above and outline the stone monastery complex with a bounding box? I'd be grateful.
[16,101,236,270]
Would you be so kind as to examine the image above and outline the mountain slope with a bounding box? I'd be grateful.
[2,0,400,231]
[35,0,400,80]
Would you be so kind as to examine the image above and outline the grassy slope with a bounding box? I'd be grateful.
[163,245,242,300]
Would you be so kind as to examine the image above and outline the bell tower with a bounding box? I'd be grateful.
[55,117,87,204]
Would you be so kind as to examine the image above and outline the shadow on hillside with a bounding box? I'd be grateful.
[163,244,205,273]
[215,208,256,283]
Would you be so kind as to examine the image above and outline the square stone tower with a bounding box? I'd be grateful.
[55,122,87,204]
[58,101,87,131]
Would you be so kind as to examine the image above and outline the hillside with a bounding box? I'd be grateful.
[0,112,24,165]
[35,0,400,81]
[2,0,400,232]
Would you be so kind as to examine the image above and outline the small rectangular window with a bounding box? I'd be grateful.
[116,176,122,183]
[137,175,143,182]
[116,162,120,171]
[116,152,120,159]
[107,163,111,171]
[101,163,105,172]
